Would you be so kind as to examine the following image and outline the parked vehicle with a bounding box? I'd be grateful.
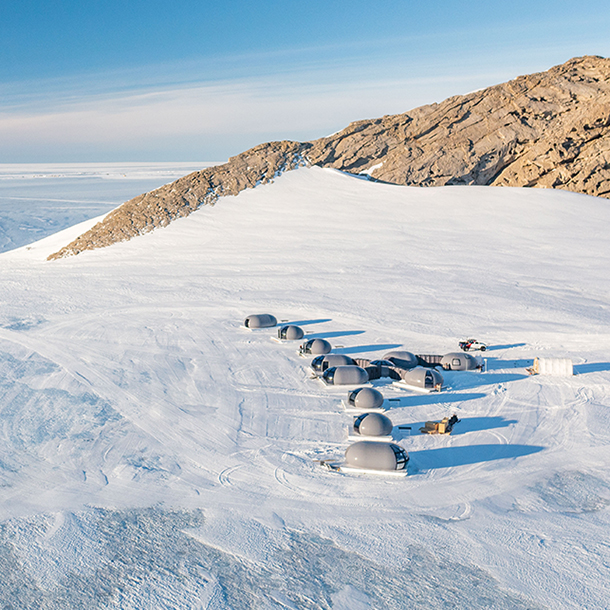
[459,338,487,351]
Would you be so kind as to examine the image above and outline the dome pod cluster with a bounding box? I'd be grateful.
[253,313,411,475]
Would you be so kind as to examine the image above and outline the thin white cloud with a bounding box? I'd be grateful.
[0,69,519,160]
[1,28,607,161]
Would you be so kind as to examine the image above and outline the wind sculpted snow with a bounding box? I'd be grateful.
[1,167,610,608]
[0,507,541,609]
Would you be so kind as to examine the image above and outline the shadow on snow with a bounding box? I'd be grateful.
[573,362,610,374]
[445,372,529,390]
[409,444,543,471]
[451,416,519,435]
[485,358,534,370]
[333,343,402,355]
[485,343,526,351]
[285,318,332,326]
[394,416,517,439]
[381,392,486,408]
[306,330,365,340]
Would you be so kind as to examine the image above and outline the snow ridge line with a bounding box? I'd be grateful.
[48,55,610,259]
[47,142,309,260]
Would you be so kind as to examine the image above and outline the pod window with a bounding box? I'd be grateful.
[347,388,362,405]
[323,367,336,384]
[353,413,367,434]
[425,371,435,388]
[391,445,409,470]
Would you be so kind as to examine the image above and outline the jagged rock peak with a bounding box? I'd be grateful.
[49,55,610,260]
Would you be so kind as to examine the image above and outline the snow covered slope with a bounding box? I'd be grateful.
[0,167,609,608]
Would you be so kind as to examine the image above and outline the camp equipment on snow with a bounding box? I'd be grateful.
[528,357,573,376]
[420,414,460,435]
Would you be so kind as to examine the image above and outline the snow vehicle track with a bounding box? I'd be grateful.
[1,167,609,608]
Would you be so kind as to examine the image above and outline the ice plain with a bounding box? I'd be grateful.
[0,162,212,253]
[0,165,609,608]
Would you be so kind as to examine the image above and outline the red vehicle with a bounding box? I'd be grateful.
[459,338,487,352]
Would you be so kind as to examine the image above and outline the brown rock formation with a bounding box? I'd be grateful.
[48,141,306,259]
[306,55,610,194]
[49,55,610,260]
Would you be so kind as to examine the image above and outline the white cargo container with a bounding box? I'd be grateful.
[530,357,573,376]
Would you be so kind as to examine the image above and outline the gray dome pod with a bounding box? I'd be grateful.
[300,338,332,355]
[383,350,418,369]
[323,365,369,385]
[244,314,277,329]
[347,387,384,410]
[440,352,480,371]
[278,325,304,340]
[353,412,393,437]
[345,441,408,471]
[311,354,355,373]
[400,366,444,391]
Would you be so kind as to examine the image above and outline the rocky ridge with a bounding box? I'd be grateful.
[49,55,610,260]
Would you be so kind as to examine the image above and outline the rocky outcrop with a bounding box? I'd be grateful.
[305,55,610,195]
[48,141,306,259]
[49,55,610,260]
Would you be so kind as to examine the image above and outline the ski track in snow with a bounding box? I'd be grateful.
[0,166,609,608]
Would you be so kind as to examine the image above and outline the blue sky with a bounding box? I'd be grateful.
[1,0,609,162]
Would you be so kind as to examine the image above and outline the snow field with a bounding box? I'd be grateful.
[0,162,214,253]
[0,166,609,607]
